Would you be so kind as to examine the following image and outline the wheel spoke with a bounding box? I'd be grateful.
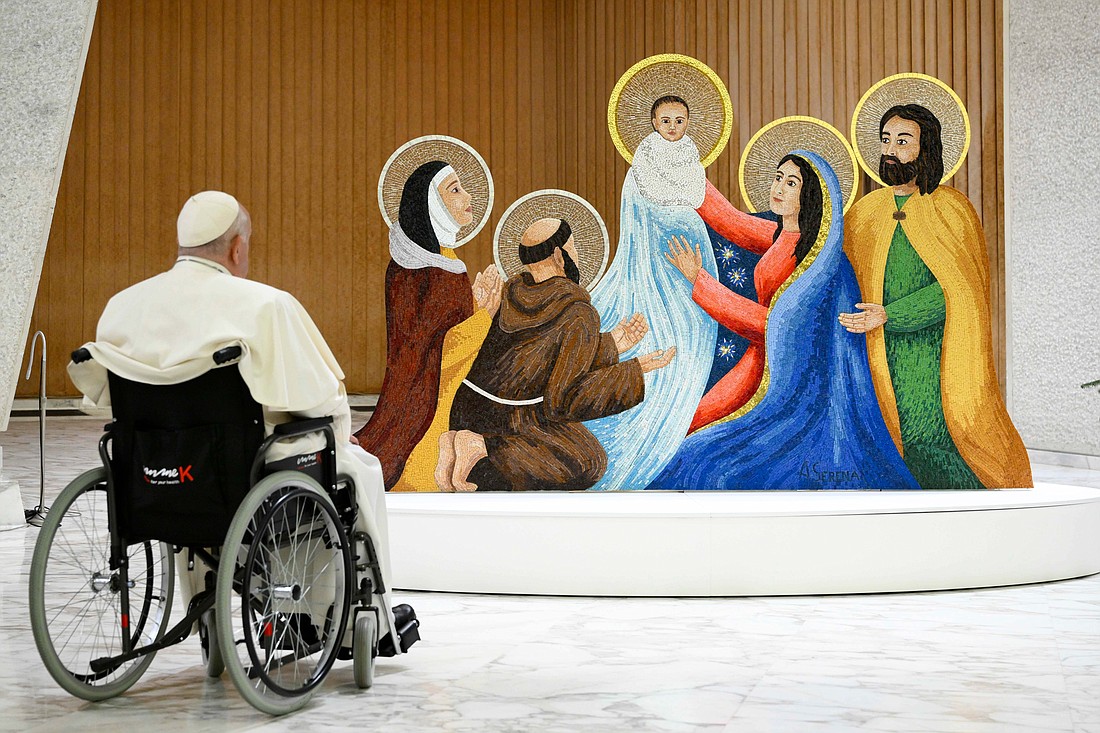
[221,478,351,707]
[30,473,173,700]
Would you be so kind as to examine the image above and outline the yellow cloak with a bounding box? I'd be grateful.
[844,186,1032,488]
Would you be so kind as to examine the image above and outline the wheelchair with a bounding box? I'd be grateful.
[28,346,419,715]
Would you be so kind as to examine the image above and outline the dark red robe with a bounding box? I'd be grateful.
[355,260,472,489]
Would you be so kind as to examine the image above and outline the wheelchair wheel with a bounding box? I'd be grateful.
[29,467,175,701]
[352,613,377,689]
[216,472,353,715]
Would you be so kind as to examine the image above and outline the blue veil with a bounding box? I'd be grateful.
[649,150,919,490]
[584,170,718,490]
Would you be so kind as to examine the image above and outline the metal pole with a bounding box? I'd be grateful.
[24,331,47,523]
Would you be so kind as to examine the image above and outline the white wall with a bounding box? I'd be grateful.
[1006,0,1100,456]
[0,0,97,430]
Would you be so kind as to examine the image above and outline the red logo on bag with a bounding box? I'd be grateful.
[142,465,195,485]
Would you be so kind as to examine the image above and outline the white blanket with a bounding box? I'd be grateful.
[630,131,707,208]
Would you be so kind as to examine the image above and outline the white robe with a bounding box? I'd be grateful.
[585,133,717,490]
[68,257,397,640]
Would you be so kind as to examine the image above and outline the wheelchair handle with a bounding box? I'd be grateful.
[213,345,243,365]
[72,345,241,366]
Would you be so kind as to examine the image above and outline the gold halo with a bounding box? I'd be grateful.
[377,135,494,246]
[850,73,971,187]
[607,53,733,167]
[739,116,859,214]
[493,190,610,292]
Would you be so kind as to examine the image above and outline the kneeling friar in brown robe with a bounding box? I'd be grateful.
[436,217,676,491]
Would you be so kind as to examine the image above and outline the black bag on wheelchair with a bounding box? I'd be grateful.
[108,366,264,547]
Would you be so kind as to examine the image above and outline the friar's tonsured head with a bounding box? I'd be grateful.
[519,218,581,285]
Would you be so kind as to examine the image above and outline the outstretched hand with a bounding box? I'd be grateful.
[638,346,677,373]
[838,303,888,333]
[610,313,648,354]
[664,235,703,284]
[473,264,504,317]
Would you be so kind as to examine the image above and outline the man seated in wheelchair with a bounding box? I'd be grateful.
[68,190,418,660]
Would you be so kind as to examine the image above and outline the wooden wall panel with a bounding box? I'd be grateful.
[557,0,1006,389]
[25,0,1005,397]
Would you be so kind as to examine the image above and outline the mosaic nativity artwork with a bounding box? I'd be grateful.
[356,56,1032,492]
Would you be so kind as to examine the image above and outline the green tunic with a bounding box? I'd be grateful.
[882,195,984,489]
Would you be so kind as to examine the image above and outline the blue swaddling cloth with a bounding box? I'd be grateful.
[585,136,718,490]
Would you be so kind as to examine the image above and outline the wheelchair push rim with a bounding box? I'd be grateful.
[216,471,353,715]
[28,467,175,701]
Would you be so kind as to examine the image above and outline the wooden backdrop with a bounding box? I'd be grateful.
[25,0,1004,397]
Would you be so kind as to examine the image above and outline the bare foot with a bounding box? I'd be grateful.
[451,430,488,492]
[435,431,457,491]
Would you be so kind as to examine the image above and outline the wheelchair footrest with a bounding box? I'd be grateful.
[377,619,420,657]
[377,604,419,657]
[398,619,420,652]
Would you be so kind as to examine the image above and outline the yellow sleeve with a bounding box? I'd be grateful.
[439,308,493,373]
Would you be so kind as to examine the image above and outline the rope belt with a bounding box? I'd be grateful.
[461,379,544,406]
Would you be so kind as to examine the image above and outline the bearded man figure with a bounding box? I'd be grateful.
[436,217,676,492]
[841,98,1031,489]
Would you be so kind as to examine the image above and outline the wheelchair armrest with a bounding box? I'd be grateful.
[250,416,337,488]
[72,347,92,364]
[273,416,334,437]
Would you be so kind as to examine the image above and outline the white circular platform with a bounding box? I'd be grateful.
[387,483,1100,596]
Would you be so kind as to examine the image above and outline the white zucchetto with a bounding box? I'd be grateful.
[177,190,241,247]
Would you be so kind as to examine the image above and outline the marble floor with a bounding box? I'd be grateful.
[0,416,1098,732]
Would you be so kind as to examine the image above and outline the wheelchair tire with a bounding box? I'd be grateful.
[200,609,224,678]
[29,467,175,701]
[352,613,377,689]
[215,471,353,716]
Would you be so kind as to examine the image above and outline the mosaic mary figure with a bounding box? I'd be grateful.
[651,149,918,489]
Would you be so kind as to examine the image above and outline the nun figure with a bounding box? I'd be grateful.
[356,138,499,491]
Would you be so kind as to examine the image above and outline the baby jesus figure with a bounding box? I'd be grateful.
[583,94,719,490]
[631,96,708,208]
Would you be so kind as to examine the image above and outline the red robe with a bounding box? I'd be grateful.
[689,180,799,433]
[355,260,472,488]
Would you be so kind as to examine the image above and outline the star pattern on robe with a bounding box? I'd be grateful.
[718,246,739,267]
[723,266,748,289]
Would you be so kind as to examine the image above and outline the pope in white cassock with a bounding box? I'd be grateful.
[68,190,411,652]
